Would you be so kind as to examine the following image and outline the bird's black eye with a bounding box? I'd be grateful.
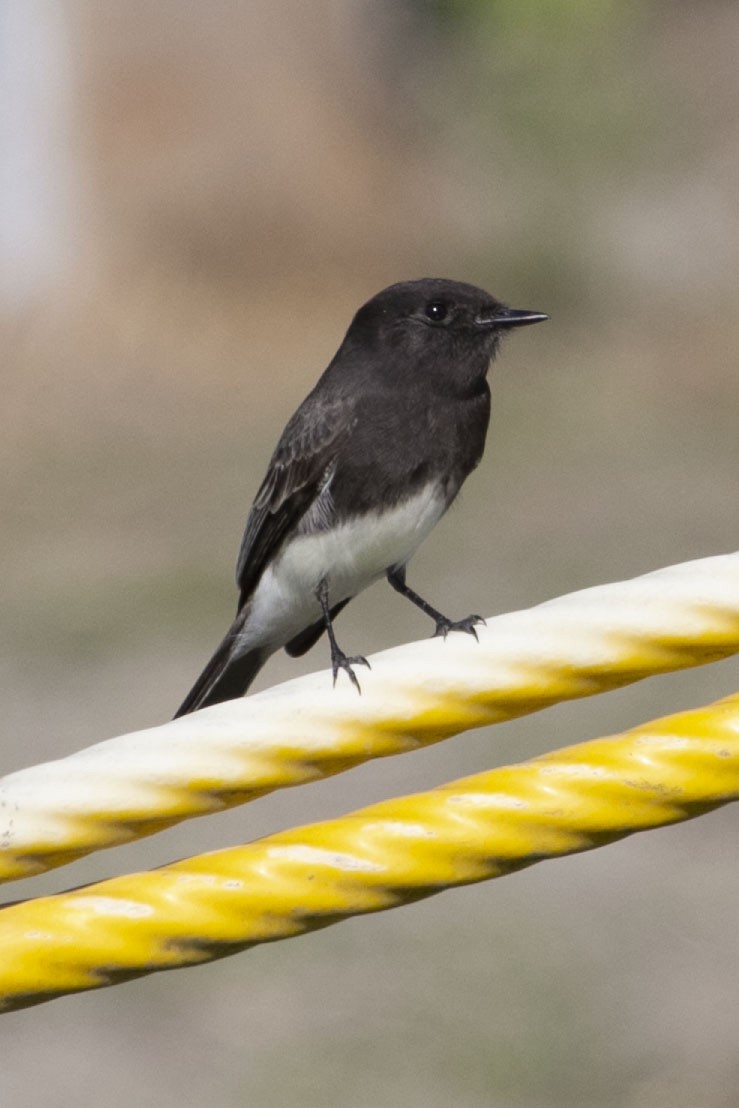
[424,301,449,323]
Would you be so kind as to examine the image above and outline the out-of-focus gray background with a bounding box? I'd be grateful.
[2,2,738,1105]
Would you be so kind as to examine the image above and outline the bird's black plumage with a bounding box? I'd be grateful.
[175,278,547,717]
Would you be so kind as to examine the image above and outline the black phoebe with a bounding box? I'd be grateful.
[175,278,547,717]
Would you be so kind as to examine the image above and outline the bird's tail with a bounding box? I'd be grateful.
[174,616,267,718]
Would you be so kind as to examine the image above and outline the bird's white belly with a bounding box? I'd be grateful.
[242,486,447,650]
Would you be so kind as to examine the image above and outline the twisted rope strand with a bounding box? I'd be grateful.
[1,692,737,1012]
[1,551,738,883]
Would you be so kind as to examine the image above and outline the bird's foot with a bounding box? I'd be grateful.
[331,651,371,692]
[433,614,486,641]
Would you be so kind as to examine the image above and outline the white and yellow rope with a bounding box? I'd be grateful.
[1,551,738,883]
[1,691,737,1012]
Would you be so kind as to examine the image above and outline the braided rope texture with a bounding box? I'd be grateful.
[1,692,737,1012]
[1,552,738,883]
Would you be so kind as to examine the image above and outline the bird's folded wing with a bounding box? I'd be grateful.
[235,394,356,607]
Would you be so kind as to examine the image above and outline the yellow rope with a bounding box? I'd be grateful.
[1,551,739,884]
[1,692,737,1013]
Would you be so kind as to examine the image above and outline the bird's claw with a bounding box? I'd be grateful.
[433,614,486,641]
[331,653,371,692]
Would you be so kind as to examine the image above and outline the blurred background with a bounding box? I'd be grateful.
[2,1,738,1105]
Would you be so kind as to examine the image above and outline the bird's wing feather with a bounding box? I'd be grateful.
[236,394,355,607]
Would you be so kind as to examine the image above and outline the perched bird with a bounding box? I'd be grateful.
[175,278,547,717]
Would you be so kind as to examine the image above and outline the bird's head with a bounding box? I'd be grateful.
[340,278,548,393]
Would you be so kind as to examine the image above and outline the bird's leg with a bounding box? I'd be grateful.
[316,577,370,692]
[386,566,485,640]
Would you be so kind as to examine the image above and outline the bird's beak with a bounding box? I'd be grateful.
[477,307,549,329]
